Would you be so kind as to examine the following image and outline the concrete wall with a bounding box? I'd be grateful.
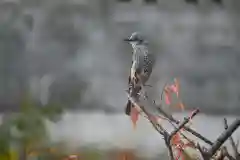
[0,0,240,114]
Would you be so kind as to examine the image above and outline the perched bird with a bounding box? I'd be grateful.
[124,32,155,115]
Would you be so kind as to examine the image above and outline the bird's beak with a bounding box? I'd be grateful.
[123,38,131,42]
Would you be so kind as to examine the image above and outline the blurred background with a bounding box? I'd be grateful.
[0,0,240,159]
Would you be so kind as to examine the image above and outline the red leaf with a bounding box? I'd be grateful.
[164,89,171,105]
[168,79,179,94]
[164,80,179,105]
[130,107,140,129]
[174,78,180,97]
[171,133,186,160]
[169,85,178,94]
[171,133,181,145]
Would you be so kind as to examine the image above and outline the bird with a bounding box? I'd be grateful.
[124,32,155,115]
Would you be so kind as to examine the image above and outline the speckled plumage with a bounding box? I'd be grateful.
[131,43,155,85]
[124,32,155,115]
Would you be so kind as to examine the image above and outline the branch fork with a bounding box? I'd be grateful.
[126,78,240,160]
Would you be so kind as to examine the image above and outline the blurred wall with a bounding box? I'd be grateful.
[0,0,240,114]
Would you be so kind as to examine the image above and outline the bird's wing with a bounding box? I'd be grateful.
[132,48,145,73]
[143,53,155,77]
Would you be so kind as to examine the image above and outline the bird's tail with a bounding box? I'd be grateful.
[125,75,141,116]
[125,100,132,116]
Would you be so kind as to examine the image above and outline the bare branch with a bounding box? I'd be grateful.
[156,105,213,145]
[166,109,200,160]
[127,93,203,160]
[223,118,240,159]
[126,80,240,160]
[127,94,165,134]
[168,109,199,144]
[207,119,240,158]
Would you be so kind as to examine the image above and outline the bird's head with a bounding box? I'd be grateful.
[124,32,146,46]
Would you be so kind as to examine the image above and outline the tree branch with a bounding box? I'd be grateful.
[157,105,213,145]
[168,109,199,144]
[127,94,175,160]
[126,81,240,160]
[127,94,201,160]
[207,119,240,158]
[223,118,240,159]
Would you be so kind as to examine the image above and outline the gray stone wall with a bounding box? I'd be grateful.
[0,0,240,113]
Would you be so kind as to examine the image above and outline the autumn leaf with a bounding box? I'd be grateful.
[168,85,178,96]
[171,133,184,160]
[174,141,197,160]
[174,78,180,97]
[168,79,180,97]
[171,132,194,160]
[130,107,140,129]
[164,79,180,105]
[171,133,181,145]
[171,130,197,160]
[164,89,171,105]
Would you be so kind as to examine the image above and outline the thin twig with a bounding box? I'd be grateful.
[126,83,240,160]
[160,79,170,105]
[223,118,240,159]
[127,94,204,160]
[168,109,199,143]
[207,119,240,158]
[156,105,213,145]
[168,120,196,147]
